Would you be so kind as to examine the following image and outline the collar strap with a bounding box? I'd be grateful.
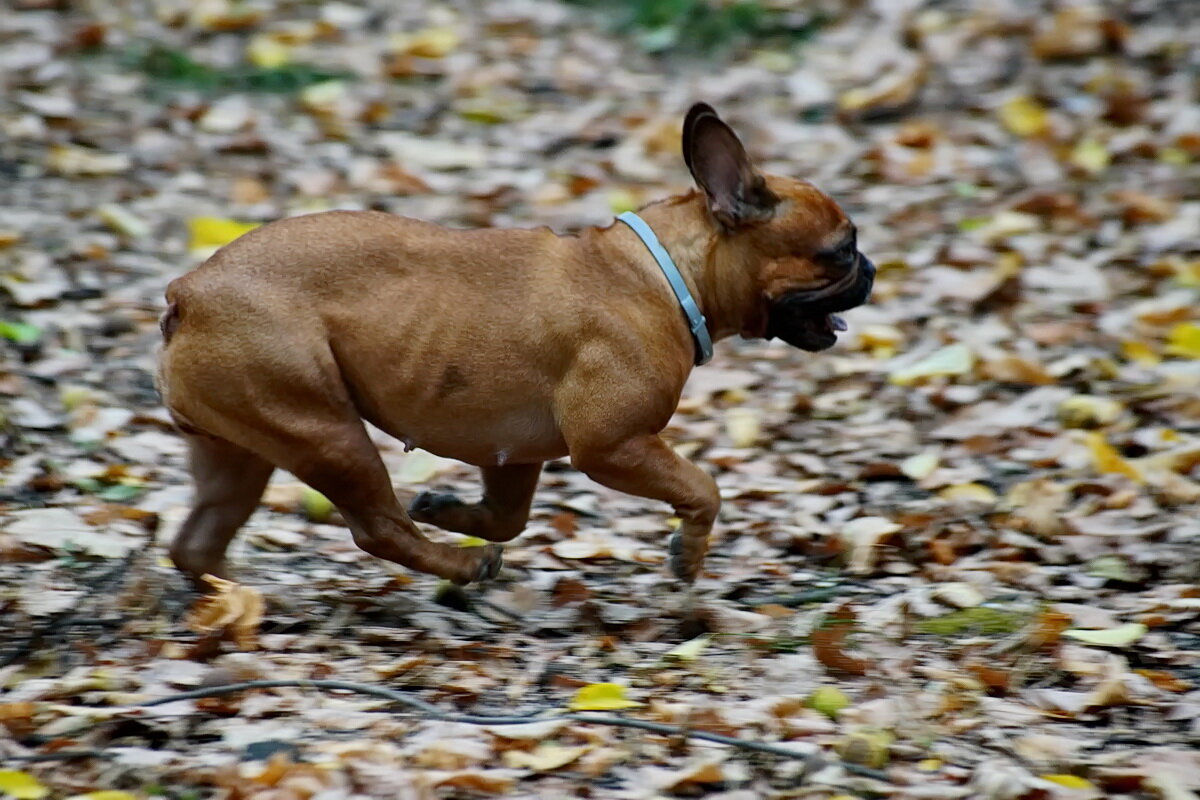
[617,211,714,366]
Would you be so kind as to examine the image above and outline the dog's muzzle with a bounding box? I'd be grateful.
[765,254,876,352]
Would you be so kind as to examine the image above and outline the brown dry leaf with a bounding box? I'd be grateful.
[1033,7,1108,59]
[1027,608,1073,650]
[420,770,517,793]
[1007,479,1069,538]
[183,575,264,650]
[838,63,927,119]
[644,758,731,792]
[0,702,37,737]
[812,603,870,676]
[1087,655,1136,709]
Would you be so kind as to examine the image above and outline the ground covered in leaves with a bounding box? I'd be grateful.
[1,0,1199,797]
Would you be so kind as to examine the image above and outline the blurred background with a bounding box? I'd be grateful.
[1,0,1200,795]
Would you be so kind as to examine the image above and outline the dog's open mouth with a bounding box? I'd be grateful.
[765,257,875,352]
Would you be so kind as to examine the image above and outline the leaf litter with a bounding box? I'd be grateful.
[1,0,1199,797]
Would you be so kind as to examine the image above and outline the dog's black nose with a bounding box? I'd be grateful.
[858,254,876,281]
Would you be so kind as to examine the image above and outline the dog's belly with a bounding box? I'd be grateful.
[366,397,569,467]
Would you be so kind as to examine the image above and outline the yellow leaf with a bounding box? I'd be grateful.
[725,408,760,448]
[608,189,639,214]
[1158,147,1190,166]
[391,27,460,58]
[1165,323,1200,359]
[1120,340,1160,365]
[900,449,940,480]
[666,634,712,662]
[1058,395,1123,428]
[939,483,997,506]
[1070,138,1110,175]
[299,80,346,111]
[918,758,943,772]
[187,217,260,251]
[246,35,291,69]
[889,344,974,385]
[999,96,1049,137]
[569,682,642,711]
[458,536,488,548]
[1040,775,1097,790]
[97,204,151,238]
[1086,431,1142,483]
[0,771,49,800]
[502,743,589,771]
[1063,623,1147,647]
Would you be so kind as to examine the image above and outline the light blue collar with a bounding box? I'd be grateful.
[617,211,714,366]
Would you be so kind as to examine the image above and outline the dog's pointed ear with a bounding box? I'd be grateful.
[682,103,779,229]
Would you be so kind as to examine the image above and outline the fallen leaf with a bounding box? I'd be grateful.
[1059,395,1124,428]
[1086,431,1143,482]
[1063,623,1148,648]
[1040,775,1098,791]
[184,575,264,650]
[246,35,291,69]
[725,407,760,447]
[889,344,974,385]
[842,516,901,574]
[569,683,642,711]
[1070,138,1111,175]
[188,216,260,251]
[0,771,48,800]
[901,449,940,480]
[1000,96,1050,137]
[666,634,712,662]
[391,27,461,58]
[1165,323,1200,359]
[502,743,589,771]
[812,603,870,676]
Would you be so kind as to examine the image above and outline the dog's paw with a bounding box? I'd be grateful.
[473,544,504,583]
[667,531,705,583]
[409,491,465,522]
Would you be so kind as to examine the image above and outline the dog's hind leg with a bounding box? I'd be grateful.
[266,416,504,584]
[163,333,502,585]
[170,434,275,583]
[409,462,542,542]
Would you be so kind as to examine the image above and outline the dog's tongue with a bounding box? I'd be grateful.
[827,314,848,332]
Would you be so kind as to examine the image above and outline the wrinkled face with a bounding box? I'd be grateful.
[681,103,873,352]
[754,179,876,352]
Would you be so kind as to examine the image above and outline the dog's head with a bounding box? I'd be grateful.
[683,103,874,352]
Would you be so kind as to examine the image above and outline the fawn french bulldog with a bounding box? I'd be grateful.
[158,103,874,587]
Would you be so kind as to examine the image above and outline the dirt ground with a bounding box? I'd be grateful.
[1,0,1198,797]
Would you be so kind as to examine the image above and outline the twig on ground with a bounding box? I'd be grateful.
[122,679,890,781]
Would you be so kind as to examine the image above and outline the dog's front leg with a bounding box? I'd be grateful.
[570,435,719,582]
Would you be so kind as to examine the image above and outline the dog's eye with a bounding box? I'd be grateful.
[820,239,856,270]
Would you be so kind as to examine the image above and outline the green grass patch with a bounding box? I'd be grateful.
[121,43,352,94]
[916,607,1029,638]
[561,0,824,54]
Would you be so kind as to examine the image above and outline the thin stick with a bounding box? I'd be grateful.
[125,679,890,780]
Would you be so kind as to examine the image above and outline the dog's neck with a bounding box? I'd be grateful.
[604,192,766,342]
